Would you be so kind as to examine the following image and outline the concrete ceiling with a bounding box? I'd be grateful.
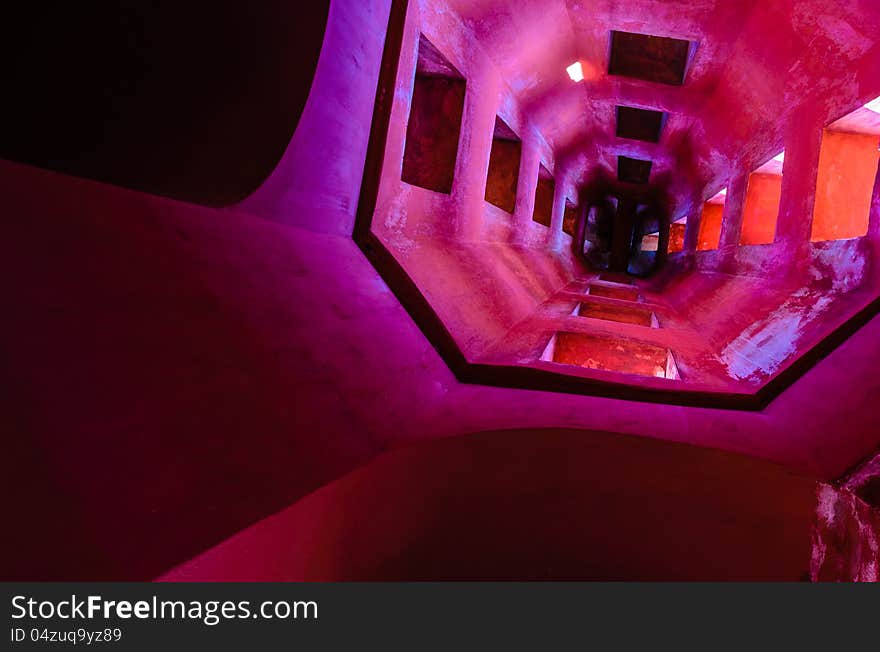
[444,0,880,217]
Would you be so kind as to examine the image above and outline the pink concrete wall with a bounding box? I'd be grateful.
[5,158,880,581]
[236,0,392,236]
[375,0,560,247]
[161,428,817,581]
[660,234,879,385]
[684,2,880,227]
[368,0,584,360]
[811,484,879,581]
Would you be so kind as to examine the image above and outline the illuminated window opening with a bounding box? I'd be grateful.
[640,218,684,253]
[740,151,784,245]
[575,301,659,328]
[542,332,680,380]
[698,188,726,250]
[864,95,880,114]
[669,220,686,253]
[810,104,880,242]
[640,233,659,251]
[587,281,640,302]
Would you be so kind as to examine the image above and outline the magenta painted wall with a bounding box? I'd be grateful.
[160,428,817,581]
[235,0,392,235]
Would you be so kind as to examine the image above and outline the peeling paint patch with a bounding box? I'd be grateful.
[811,240,868,293]
[816,14,874,60]
[381,198,418,254]
[719,240,868,382]
[720,290,833,380]
[810,483,880,582]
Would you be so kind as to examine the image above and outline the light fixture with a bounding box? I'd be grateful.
[864,95,880,114]
[566,61,584,83]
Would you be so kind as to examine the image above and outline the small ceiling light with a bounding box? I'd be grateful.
[772,151,785,163]
[864,96,880,114]
[567,61,585,82]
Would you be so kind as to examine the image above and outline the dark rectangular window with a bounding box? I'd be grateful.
[618,156,653,184]
[532,164,554,227]
[609,31,691,86]
[616,106,665,143]
[485,116,521,213]
[563,200,578,237]
[401,36,466,194]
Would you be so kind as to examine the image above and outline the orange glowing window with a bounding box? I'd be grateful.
[740,152,783,245]
[587,281,640,302]
[575,302,658,328]
[810,120,879,242]
[669,221,686,253]
[542,332,679,380]
[698,192,725,251]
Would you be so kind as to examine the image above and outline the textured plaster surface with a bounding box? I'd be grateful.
[811,484,880,581]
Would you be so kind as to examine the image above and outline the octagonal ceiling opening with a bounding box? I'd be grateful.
[355,0,880,409]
